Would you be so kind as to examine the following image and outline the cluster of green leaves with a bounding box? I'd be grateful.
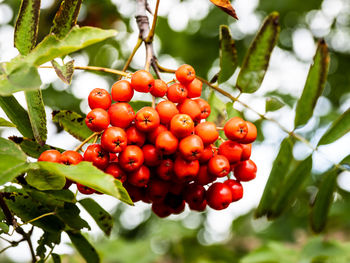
[0,0,132,261]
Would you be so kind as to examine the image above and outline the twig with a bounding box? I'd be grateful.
[74,132,101,152]
[39,65,130,77]
[118,38,143,80]
[18,212,56,226]
[0,193,36,262]
[146,0,161,43]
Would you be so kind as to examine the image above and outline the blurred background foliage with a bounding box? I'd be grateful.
[0,0,350,262]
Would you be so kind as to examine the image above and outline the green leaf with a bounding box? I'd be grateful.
[66,231,100,263]
[0,64,41,95]
[36,230,61,259]
[218,25,237,84]
[14,0,40,55]
[51,253,61,263]
[0,95,34,138]
[51,0,82,39]
[255,137,294,218]
[9,136,64,159]
[128,101,152,112]
[318,108,350,146]
[236,12,280,93]
[294,40,330,128]
[79,198,113,236]
[56,203,90,231]
[265,91,296,108]
[52,110,93,141]
[269,155,313,218]
[42,85,83,115]
[35,162,133,205]
[26,163,66,190]
[43,189,76,203]
[0,138,29,186]
[0,222,9,233]
[265,97,285,112]
[310,168,338,233]
[25,89,47,145]
[207,91,226,123]
[226,102,242,118]
[51,60,75,84]
[0,117,15,127]
[26,26,117,66]
[2,187,65,232]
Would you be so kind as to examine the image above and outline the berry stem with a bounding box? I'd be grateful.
[118,37,143,80]
[216,126,224,131]
[39,65,130,77]
[146,0,161,43]
[152,95,156,108]
[74,132,101,152]
[18,212,56,227]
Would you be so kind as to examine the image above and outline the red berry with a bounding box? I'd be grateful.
[174,156,199,182]
[224,117,248,141]
[147,179,169,203]
[147,124,168,144]
[85,108,110,132]
[218,140,243,163]
[135,107,160,132]
[167,83,188,103]
[194,98,211,120]
[128,165,150,187]
[59,151,83,165]
[101,127,127,153]
[186,78,202,98]
[206,182,232,210]
[157,158,174,181]
[175,64,196,84]
[195,122,219,145]
[119,145,144,172]
[156,100,179,124]
[105,163,127,183]
[179,134,204,161]
[83,144,109,170]
[77,183,96,195]
[151,79,168,97]
[38,150,61,162]
[108,103,135,128]
[177,99,201,121]
[208,155,230,177]
[111,80,134,102]
[142,144,162,167]
[152,202,172,218]
[126,126,146,147]
[224,179,243,202]
[88,88,111,110]
[131,70,154,93]
[234,160,257,182]
[155,131,178,155]
[184,184,206,208]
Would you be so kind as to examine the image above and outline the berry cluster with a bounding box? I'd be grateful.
[38,64,257,217]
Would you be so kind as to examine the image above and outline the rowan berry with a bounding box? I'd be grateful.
[186,78,202,98]
[119,145,144,172]
[38,149,61,162]
[179,135,204,161]
[175,64,195,84]
[105,163,127,183]
[88,88,111,110]
[156,100,179,124]
[135,107,160,132]
[167,83,188,103]
[208,155,230,177]
[146,179,169,203]
[174,156,199,182]
[151,79,168,97]
[126,126,146,147]
[101,127,127,153]
[195,164,216,185]
[152,202,172,218]
[206,182,232,210]
[184,184,206,208]
[77,183,96,195]
[83,144,109,170]
[155,131,178,155]
[170,114,194,138]
[108,103,135,128]
[234,160,257,182]
[241,143,252,161]
[131,70,154,93]
[177,98,201,121]
[85,108,110,132]
[239,121,257,144]
[195,122,219,145]
[147,124,168,144]
[194,98,211,120]
[128,165,150,187]
[59,151,83,165]
[224,117,248,141]
[111,80,134,102]
[224,179,243,202]
[218,140,243,163]
[142,144,162,167]
[199,144,218,164]
[157,158,174,181]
